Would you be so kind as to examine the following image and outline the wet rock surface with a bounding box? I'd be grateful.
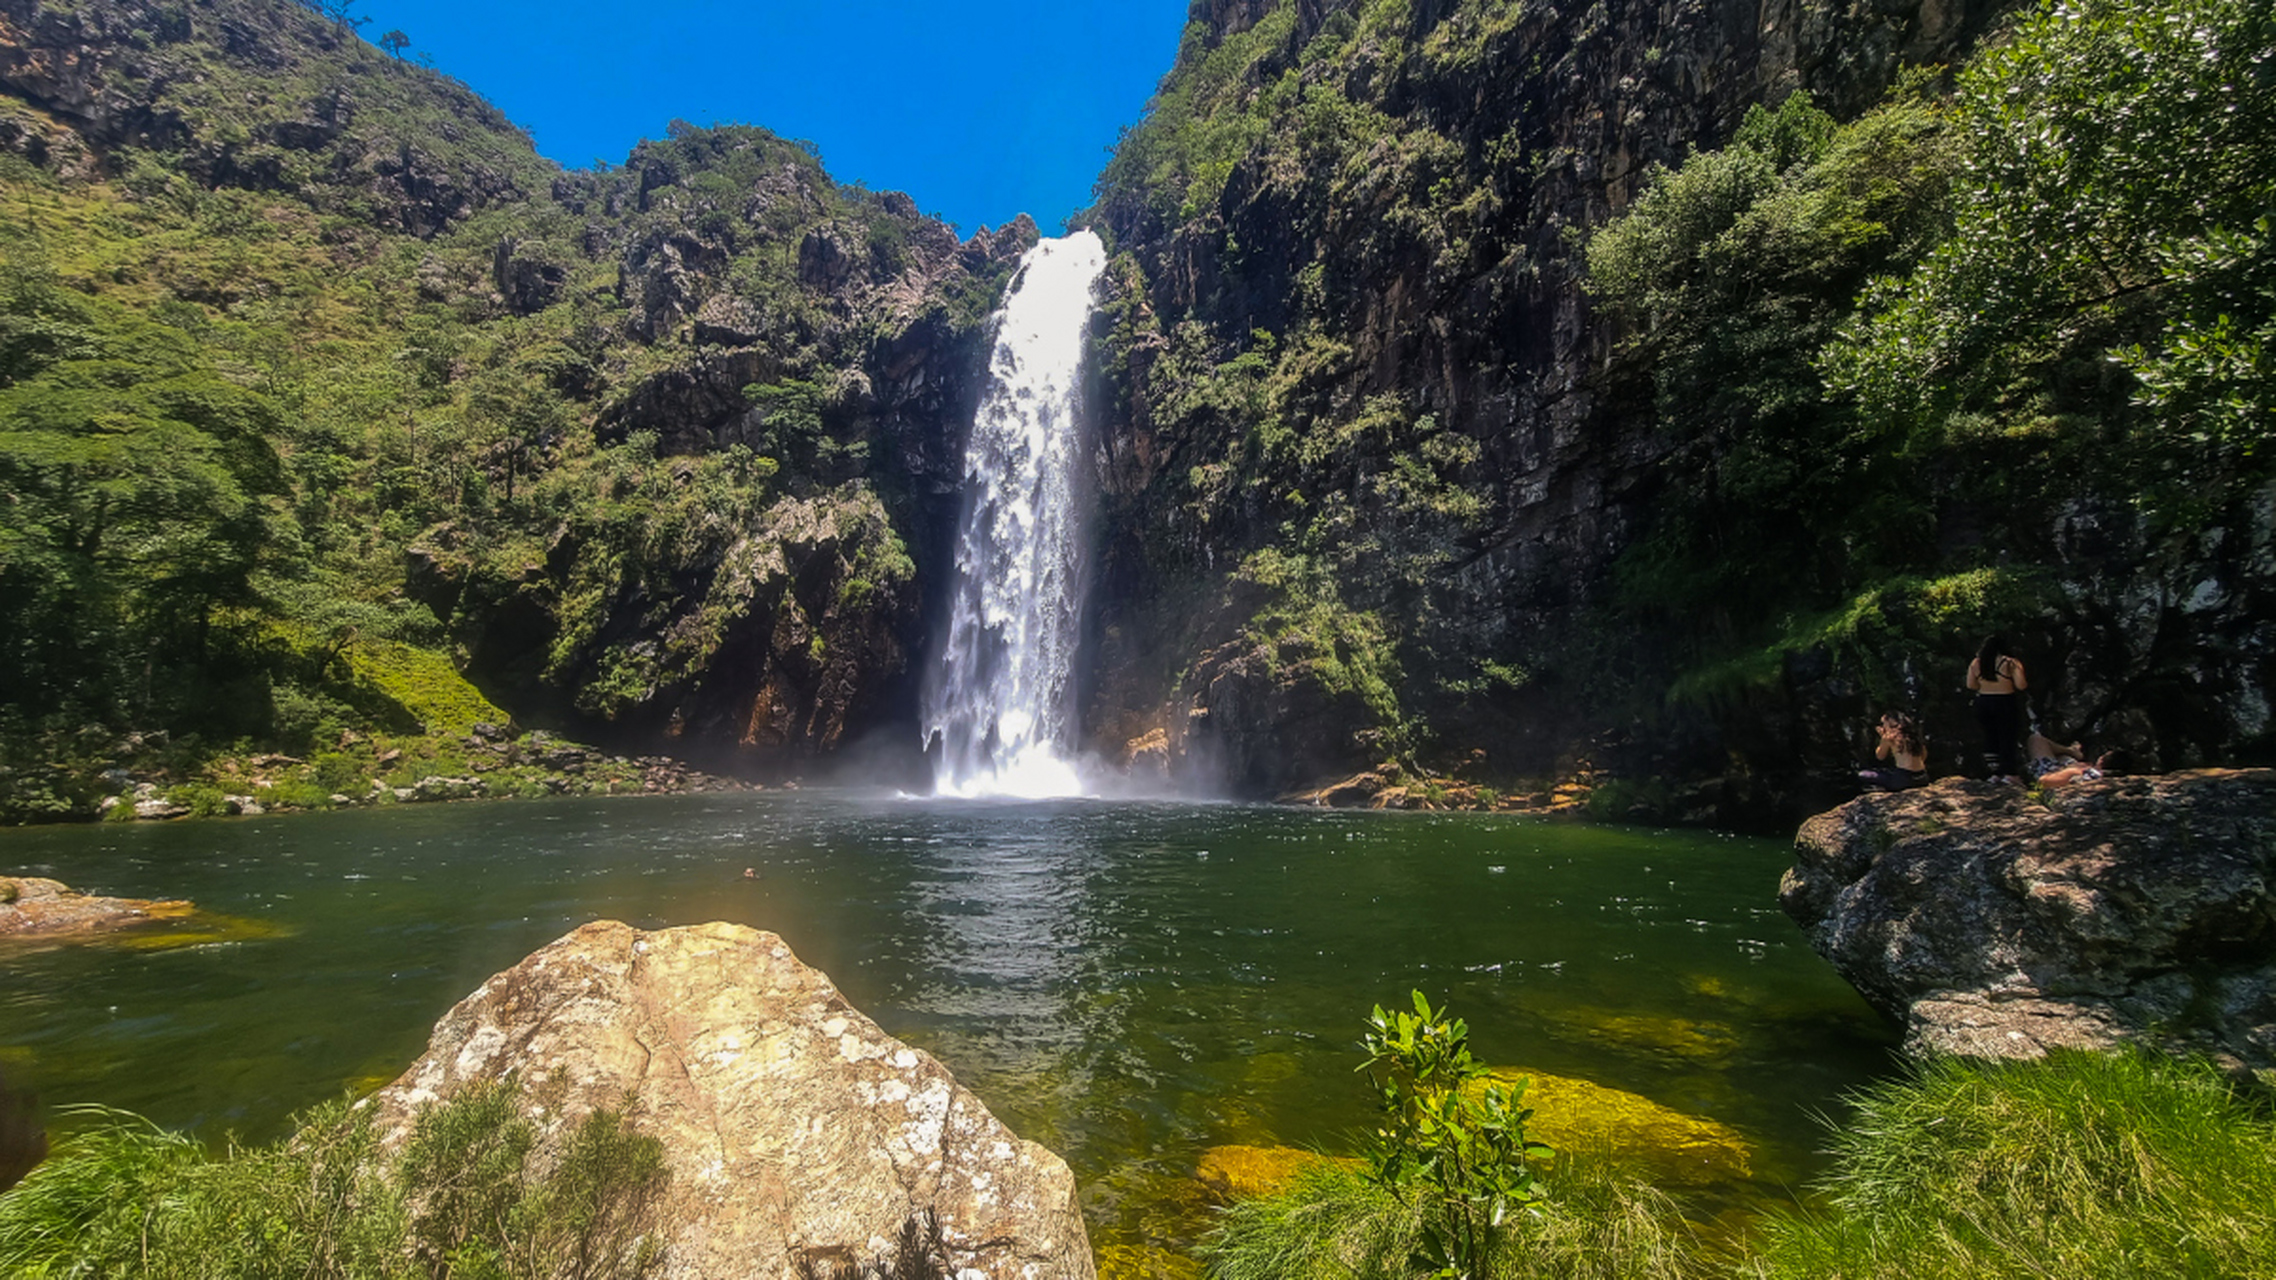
[366,920,1095,1280]
[1781,770,2276,1070]
[0,876,194,940]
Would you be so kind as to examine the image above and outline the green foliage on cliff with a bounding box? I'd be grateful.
[1588,0,2276,706]
[1085,0,1577,766]
[0,1085,669,1278]
[1826,0,2276,521]
[0,0,1013,810]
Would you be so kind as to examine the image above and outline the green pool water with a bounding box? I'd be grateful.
[0,792,1895,1251]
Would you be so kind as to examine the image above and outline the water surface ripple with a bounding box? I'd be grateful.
[0,794,1895,1245]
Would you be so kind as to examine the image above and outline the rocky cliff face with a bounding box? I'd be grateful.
[0,0,542,234]
[0,0,1033,778]
[1781,770,2276,1071]
[1080,0,2275,815]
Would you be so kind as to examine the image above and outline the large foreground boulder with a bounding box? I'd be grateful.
[1781,770,2276,1070]
[366,920,1095,1279]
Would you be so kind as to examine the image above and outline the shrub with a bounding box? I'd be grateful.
[1202,1138,1708,1280]
[1359,991,1551,1278]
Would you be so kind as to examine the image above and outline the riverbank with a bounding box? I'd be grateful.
[0,722,752,827]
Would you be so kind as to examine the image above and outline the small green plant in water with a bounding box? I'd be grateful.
[1360,991,1551,1279]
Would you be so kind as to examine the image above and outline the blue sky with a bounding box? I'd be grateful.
[358,0,1195,235]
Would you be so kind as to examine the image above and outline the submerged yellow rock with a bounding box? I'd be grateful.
[1535,1002,1743,1065]
[1194,1144,1362,1203]
[1487,1068,1753,1186]
[1094,1242,1205,1280]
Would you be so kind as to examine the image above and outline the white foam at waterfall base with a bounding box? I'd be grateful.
[922,231,1107,799]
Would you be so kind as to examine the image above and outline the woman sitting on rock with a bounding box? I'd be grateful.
[1859,712,1929,791]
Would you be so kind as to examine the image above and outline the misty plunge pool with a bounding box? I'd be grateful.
[0,793,1895,1252]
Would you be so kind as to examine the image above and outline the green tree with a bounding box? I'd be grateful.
[0,284,286,720]
[1827,0,2276,512]
[378,29,410,59]
[1585,88,1956,627]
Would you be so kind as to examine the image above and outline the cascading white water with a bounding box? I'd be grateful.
[922,231,1108,798]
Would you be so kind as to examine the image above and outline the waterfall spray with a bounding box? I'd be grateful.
[922,231,1108,798]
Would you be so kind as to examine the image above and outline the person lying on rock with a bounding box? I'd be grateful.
[1859,712,1929,791]
[2027,731,2129,788]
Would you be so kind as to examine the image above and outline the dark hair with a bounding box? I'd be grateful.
[2096,749,2132,776]
[1975,634,2015,682]
[1883,711,1924,758]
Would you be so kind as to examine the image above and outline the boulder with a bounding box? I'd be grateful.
[1194,1144,1361,1204]
[1488,1069,1752,1187]
[1780,770,2276,1070]
[365,920,1094,1280]
[0,877,194,940]
[409,775,482,802]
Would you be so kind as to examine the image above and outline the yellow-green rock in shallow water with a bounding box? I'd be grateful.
[1094,1242,1205,1280]
[1194,1144,1364,1203]
[1488,1068,1752,1187]
[1546,1006,1743,1066]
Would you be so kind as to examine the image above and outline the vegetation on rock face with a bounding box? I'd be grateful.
[0,1083,669,1278]
[1593,0,2275,729]
[1084,0,2275,807]
[1083,1,1533,785]
[0,0,1021,818]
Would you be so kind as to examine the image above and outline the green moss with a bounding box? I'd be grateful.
[343,640,507,739]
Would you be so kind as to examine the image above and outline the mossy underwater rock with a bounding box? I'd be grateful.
[1487,1068,1753,1187]
[1094,1242,1206,1280]
[1194,1143,1363,1203]
[1535,1003,1743,1067]
[365,920,1094,1280]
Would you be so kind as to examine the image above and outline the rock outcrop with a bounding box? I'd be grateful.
[0,876,194,940]
[1780,770,2276,1070]
[0,0,540,235]
[366,920,1095,1280]
[1081,0,2276,818]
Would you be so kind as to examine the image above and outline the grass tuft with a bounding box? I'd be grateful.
[0,1085,668,1279]
[1200,1155,1710,1280]
[1751,1050,2276,1279]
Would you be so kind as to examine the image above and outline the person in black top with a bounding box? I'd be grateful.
[1966,634,2028,780]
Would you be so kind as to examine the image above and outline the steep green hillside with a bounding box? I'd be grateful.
[1080,0,2274,816]
[0,0,1027,820]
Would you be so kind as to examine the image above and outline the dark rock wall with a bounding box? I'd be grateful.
[1085,0,2274,816]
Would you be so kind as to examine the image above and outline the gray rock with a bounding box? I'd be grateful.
[365,921,1094,1280]
[409,776,482,802]
[1781,770,2276,1069]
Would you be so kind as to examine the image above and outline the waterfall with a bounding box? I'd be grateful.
[922,231,1108,798]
